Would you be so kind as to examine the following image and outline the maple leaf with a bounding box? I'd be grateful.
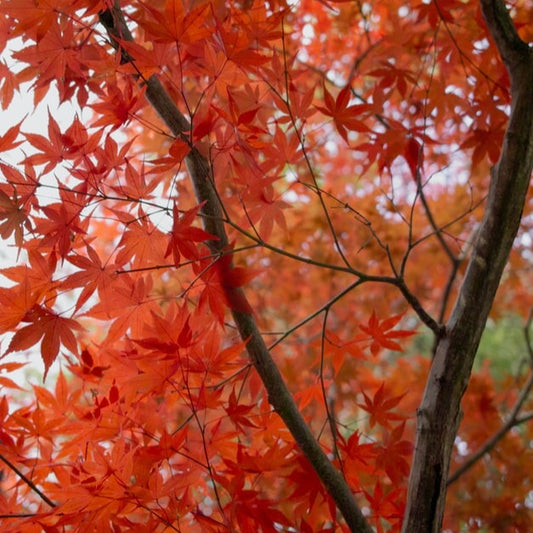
[287,455,329,513]
[255,127,302,177]
[0,161,39,208]
[0,121,24,152]
[5,306,82,379]
[363,480,405,529]
[1,250,58,306]
[313,330,366,375]
[83,134,134,186]
[90,81,145,131]
[288,81,316,122]
[193,328,248,377]
[460,126,505,166]
[110,160,160,200]
[115,211,168,268]
[195,254,258,322]
[316,84,372,143]
[63,244,120,312]
[223,87,264,130]
[359,311,415,356]
[140,0,212,44]
[24,114,97,173]
[36,198,87,258]
[294,380,328,411]
[1,0,531,530]
[224,388,258,431]
[165,203,217,266]
[198,41,249,97]
[214,19,271,68]
[247,185,289,240]
[339,430,377,488]
[374,422,413,485]
[11,17,86,105]
[368,60,417,98]
[59,116,99,160]
[226,488,292,532]
[0,275,39,333]
[0,188,29,247]
[132,305,194,358]
[229,441,293,476]
[358,382,408,428]
[149,138,191,172]
[87,274,160,343]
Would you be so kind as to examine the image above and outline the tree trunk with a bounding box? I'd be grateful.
[402,1,533,531]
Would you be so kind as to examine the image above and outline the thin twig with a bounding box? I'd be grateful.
[447,370,533,485]
[447,311,533,484]
[280,19,354,271]
[0,453,56,508]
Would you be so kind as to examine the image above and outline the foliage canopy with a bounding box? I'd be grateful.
[0,0,532,532]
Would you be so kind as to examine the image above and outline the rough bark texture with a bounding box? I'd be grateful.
[401,1,533,531]
[99,3,374,532]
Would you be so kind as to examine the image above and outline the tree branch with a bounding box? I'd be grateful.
[447,370,533,485]
[99,3,373,531]
[0,453,56,508]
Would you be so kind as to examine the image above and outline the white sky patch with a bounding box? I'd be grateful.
[301,23,315,46]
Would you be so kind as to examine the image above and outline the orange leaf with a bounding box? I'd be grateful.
[165,203,217,266]
[358,382,408,428]
[316,84,372,142]
[6,307,81,379]
[359,311,416,355]
[0,121,24,152]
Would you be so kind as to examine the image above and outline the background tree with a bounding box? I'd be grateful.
[0,0,532,532]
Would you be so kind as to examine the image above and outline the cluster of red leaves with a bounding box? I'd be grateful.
[0,0,531,531]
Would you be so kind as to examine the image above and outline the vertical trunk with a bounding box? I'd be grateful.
[402,1,533,531]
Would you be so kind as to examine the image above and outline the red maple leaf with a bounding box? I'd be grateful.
[316,84,372,143]
[195,254,258,322]
[165,203,217,266]
[0,121,24,152]
[64,244,120,312]
[0,275,40,333]
[224,388,258,431]
[374,422,413,484]
[90,80,145,131]
[359,311,416,356]
[37,198,87,258]
[358,382,408,428]
[140,0,212,44]
[5,306,81,379]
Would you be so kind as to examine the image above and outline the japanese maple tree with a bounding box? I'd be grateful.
[0,0,532,532]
